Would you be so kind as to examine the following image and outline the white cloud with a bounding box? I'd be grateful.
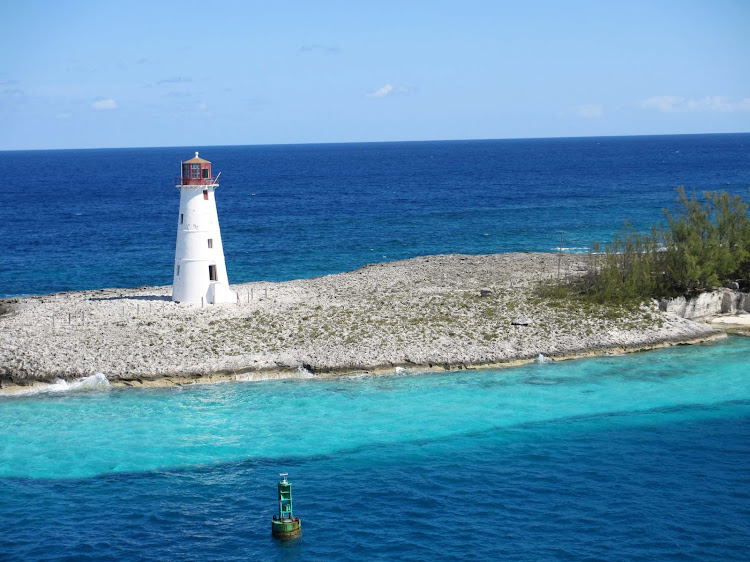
[365,83,408,99]
[1,87,26,103]
[641,96,684,112]
[155,76,192,85]
[92,98,117,110]
[642,95,750,113]
[195,101,213,116]
[574,104,603,119]
[366,84,394,98]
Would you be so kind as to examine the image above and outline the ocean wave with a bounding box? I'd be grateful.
[344,366,436,380]
[551,246,589,253]
[297,365,316,378]
[1,373,111,397]
[233,366,316,383]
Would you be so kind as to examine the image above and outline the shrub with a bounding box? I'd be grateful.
[571,188,750,302]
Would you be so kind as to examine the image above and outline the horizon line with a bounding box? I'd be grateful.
[2,130,749,153]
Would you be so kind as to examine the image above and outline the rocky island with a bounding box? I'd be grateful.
[1,252,745,394]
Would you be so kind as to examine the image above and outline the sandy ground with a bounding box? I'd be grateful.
[710,312,750,331]
[0,253,726,392]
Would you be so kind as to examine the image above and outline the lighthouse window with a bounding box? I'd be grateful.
[191,164,200,179]
[176,265,180,276]
[180,214,184,224]
[209,264,218,281]
[202,168,209,179]
[182,164,189,178]
[207,238,213,249]
[203,190,209,200]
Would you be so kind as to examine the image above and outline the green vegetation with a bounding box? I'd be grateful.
[558,188,750,302]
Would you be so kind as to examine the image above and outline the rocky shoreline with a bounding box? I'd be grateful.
[0,252,739,394]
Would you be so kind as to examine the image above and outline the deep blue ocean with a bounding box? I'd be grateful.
[1,133,749,298]
[1,134,750,560]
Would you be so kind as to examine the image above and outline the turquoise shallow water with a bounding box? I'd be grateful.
[2,336,749,481]
[1,337,749,559]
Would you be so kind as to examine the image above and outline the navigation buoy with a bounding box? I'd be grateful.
[271,473,302,539]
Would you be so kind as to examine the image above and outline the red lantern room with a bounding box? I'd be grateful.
[179,151,216,186]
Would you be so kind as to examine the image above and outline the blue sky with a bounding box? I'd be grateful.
[1,0,748,150]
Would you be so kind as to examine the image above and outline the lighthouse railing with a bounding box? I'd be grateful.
[175,177,219,186]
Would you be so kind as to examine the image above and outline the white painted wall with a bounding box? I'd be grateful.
[172,183,236,304]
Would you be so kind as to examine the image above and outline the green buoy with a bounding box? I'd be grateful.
[271,473,301,539]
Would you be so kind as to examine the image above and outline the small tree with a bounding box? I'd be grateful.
[664,187,750,291]
[576,188,750,302]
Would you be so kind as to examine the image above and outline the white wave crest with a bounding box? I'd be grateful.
[536,353,549,364]
[234,366,316,383]
[297,365,315,378]
[1,373,111,397]
[552,247,589,253]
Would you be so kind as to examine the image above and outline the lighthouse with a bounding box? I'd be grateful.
[172,152,236,305]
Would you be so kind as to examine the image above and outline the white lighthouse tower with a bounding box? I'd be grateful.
[172,152,236,305]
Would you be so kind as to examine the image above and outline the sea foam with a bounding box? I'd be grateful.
[0,373,110,397]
